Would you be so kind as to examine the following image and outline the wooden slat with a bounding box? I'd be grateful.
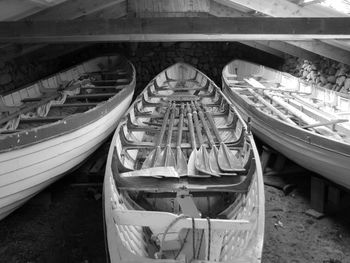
[286,40,350,65]
[19,116,64,123]
[256,41,319,61]
[238,41,285,58]
[216,0,347,17]
[0,18,350,42]
[50,102,98,107]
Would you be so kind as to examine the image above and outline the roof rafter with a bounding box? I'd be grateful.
[286,40,350,64]
[217,0,350,63]
[256,41,320,61]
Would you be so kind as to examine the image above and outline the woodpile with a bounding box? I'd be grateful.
[282,56,350,93]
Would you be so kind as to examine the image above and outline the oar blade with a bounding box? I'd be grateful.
[142,148,157,169]
[194,146,214,177]
[154,147,166,167]
[187,150,197,176]
[208,146,221,176]
[218,142,241,172]
[164,145,176,167]
[176,146,188,176]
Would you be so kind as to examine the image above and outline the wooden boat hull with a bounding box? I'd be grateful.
[104,63,265,263]
[0,56,135,220]
[223,59,350,190]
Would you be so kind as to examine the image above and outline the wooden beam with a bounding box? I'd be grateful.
[238,41,285,58]
[216,0,347,17]
[256,41,320,61]
[209,0,250,17]
[0,18,350,43]
[29,0,126,20]
[286,40,350,65]
[218,0,350,63]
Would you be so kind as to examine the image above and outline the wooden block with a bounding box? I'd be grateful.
[310,176,326,213]
[260,145,272,172]
[327,185,341,212]
[272,154,287,172]
[305,209,325,219]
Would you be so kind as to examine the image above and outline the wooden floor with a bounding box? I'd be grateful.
[0,140,349,263]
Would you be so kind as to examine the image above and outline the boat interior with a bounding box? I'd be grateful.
[107,64,261,261]
[223,60,350,143]
[0,55,134,134]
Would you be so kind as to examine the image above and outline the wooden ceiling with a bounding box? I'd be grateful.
[0,0,350,64]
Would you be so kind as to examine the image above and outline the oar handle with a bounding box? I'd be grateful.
[191,103,204,146]
[177,103,185,147]
[186,103,197,150]
[166,102,176,145]
[156,103,172,146]
[202,106,223,143]
[194,102,216,146]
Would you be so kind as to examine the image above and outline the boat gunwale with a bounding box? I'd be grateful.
[0,57,136,153]
[222,60,350,156]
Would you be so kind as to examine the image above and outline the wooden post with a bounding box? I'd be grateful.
[310,176,326,213]
[260,145,272,172]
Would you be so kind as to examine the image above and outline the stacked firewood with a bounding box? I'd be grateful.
[282,56,350,93]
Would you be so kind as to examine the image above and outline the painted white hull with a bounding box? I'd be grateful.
[223,59,350,189]
[0,92,133,220]
[236,101,350,189]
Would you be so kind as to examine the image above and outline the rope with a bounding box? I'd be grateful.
[196,229,205,259]
[192,217,196,260]
[156,214,188,259]
[206,217,211,261]
[174,229,190,259]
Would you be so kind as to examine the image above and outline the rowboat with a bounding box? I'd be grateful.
[104,63,264,263]
[223,59,350,189]
[0,55,135,220]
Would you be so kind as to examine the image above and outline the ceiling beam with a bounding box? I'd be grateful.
[286,40,350,65]
[216,0,347,17]
[256,41,320,61]
[238,41,285,58]
[0,17,349,43]
[29,0,126,20]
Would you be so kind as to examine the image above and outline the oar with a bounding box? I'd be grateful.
[193,102,220,176]
[175,103,188,176]
[142,103,172,169]
[156,102,176,167]
[186,103,198,176]
[191,102,214,176]
[195,103,237,176]
[202,105,240,172]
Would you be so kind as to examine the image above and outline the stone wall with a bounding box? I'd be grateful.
[0,42,283,96]
[127,42,283,96]
[282,56,350,93]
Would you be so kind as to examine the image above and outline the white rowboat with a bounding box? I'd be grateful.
[104,63,265,263]
[223,59,350,190]
[0,55,135,220]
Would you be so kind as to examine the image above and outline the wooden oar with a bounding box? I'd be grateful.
[186,103,198,176]
[175,103,188,176]
[195,102,239,176]
[142,103,172,169]
[156,102,176,167]
[202,106,241,172]
[191,103,214,176]
[0,82,82,126]
[194,102,221,176]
